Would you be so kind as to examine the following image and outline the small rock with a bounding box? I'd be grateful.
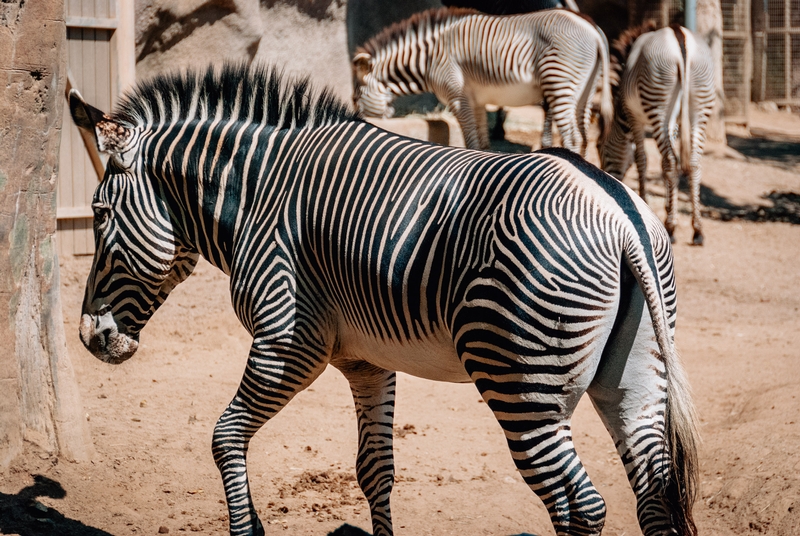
[158,526,169,534]
[757,101,779,113]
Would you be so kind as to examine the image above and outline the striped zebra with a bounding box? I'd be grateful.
[599,23,715,245]
[352,8,612,155]
[70,64,698,536]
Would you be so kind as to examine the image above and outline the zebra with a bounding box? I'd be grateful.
[70,63,698,536]
[441,0,579,141]
[599,23,715,245]
[352,7,612,155]
[442,0,580,13]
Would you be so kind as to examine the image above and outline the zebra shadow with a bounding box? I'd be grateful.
[0,474,113,536]
[327,524,541,536]
[698,184,800,225]
[726,132,800,171]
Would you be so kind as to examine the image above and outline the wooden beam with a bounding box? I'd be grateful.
[66,16,118,30]
[65,72,106,182]
[56,206,93,220]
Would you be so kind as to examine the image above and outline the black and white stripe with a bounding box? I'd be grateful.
[600,24,715,245]
[72,64,698,536]
[352,8,612,155]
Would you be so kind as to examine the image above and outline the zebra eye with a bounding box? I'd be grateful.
[92,203,111,226]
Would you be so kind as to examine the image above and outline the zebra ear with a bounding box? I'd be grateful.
[69,89,133,155]
[352,52,374,83]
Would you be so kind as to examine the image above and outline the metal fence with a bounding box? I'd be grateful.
[764,0,800,105]
[722,0,751,124]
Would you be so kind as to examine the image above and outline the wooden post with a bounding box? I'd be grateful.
[117,0,136,94]
[0,0,92,468]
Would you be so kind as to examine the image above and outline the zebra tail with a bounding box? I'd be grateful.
[623,233,699,536]
[678,29,693,178]
[597,25,613,140]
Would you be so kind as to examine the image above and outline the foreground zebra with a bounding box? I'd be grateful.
[71,64,697,536]
[599,23,714,245]
[352,8,612,154]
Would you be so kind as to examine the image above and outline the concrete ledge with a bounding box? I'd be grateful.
[366,106,546,148]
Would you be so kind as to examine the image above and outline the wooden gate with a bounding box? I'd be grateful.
[57,0,134,256]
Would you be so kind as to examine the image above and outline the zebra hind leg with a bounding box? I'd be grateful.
[632,126,648,201]
[688,148,704,246]
[469,371,606,535]
[457,334,608,534]
[333,359,397,536]
[213,342,329,536]
[587,271,697,535]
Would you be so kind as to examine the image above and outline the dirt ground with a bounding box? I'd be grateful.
[1,109,799,536]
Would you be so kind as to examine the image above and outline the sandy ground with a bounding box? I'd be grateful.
[1,110,799,536]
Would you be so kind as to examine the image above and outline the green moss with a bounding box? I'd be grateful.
[0,171,6,192]
[10,215,29,284]
[40,235,53,279]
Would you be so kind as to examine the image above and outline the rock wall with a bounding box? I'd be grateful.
[134,0,352,99]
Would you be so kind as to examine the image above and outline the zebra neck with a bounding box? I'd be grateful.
[148,119,296,275]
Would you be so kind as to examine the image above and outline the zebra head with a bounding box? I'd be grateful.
[69,90,199,364]
[352,52,395,118]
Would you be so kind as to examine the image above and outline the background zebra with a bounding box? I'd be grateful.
[599,23,715,245]
[352,8,612,155]
[71,63,697,536]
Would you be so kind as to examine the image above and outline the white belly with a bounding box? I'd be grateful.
[472,81,542,107]
[336,324,470,383]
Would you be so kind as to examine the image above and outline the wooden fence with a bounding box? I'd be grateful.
[57,0,135,256]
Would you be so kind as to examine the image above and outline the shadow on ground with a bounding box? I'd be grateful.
[700,184,800,224]
[727,133,800,170]
[0,475,113,536]
[328,526,540,536]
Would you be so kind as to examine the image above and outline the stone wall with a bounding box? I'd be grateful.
[134,0,352,99]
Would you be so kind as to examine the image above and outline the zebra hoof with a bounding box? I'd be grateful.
[692,232,704,246]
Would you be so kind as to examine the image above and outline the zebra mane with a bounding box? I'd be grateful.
[357,7,481,57]
[112,63,360,130]
[609,20,658,88]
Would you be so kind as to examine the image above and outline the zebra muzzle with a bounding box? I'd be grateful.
[79,310,139,364]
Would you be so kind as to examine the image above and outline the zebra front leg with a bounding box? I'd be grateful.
[213,341,328,536]
[541,100,553,149]
[334,359,397,536]
[587,275,697,535]
[446,93,486,150]
[549,96,581,154]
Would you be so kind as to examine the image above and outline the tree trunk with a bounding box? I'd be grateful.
[0,0,92,468]
[696,0,726,143]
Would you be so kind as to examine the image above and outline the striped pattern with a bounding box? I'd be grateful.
[599,24,715,245]
[73,64,698,536]
[352,8,611,154]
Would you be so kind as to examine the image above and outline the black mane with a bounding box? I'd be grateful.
[357,7,480,57]
[112,63,361,129]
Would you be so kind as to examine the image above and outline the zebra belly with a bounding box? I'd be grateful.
[472,81,542,107]
[336,325,471,383]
